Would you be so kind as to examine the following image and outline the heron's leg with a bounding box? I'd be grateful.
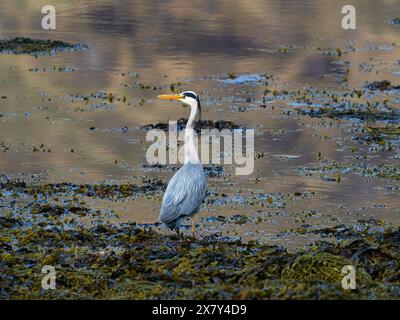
[191,219,196,238]
[192,211,201,238]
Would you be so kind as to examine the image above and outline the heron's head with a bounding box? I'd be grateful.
[157,91,201,119]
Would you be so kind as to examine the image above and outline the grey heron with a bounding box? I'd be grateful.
[157,91,207,237]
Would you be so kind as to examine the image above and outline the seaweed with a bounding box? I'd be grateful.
[282,252,371,284]
[364,126,400,145]
[141,118,242,132]
[142,164,224,178]
[0,37,88,55]
[1,179,399,299]
[297,106,400,122]
[364,80,400,91]
[295,161,400,181]
[0,179,166,200]
[1,209,400,299]
[353,126,400,151]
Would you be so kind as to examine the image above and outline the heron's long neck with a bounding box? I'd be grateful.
[184,102,200,164]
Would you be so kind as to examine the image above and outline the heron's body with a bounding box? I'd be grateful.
[157,91,207,234]
[160,163,206,229]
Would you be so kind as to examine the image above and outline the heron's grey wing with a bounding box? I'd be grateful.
[160,164,206,224]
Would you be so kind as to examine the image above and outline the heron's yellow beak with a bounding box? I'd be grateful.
[157,94,183,101]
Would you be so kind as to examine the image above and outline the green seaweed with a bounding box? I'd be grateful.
[0,37,87,55]
[0,179,166,199]
[141,118,242,133]
[297,107,400,122]
[1,194,400,299]
[365,126,400,145]
[282,252,371,285]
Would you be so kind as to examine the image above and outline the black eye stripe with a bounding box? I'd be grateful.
[182,92,201,110]
[183,92,197,100]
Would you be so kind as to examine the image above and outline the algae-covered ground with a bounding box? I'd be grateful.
[0,37,87,55]
[1,210,399,299]
[1,179,400,300]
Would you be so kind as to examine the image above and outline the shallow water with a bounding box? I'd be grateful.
[0,0,399,246]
